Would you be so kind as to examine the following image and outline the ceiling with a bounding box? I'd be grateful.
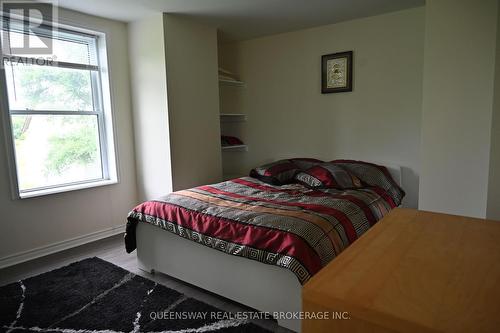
[56,0,425,41]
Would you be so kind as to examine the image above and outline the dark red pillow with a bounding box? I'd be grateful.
[295,163,362,189]
[249,158,323,185]
[221,135,244,146]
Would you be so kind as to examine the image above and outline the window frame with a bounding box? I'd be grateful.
[0,16,119,199]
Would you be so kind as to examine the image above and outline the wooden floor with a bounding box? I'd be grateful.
[0,234,291,333]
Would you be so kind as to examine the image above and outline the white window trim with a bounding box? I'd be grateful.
[0,18,119,200]
[18,179,118,199]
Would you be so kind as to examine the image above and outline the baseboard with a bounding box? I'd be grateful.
[0,225,125,269]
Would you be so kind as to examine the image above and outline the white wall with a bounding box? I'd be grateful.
[163,14,222,190]
[128,15,173,201]
[128,14,223,197]
[0,9,138,264]
[219,7,425,208]
[487,4,500,221]
[419,0,498,218]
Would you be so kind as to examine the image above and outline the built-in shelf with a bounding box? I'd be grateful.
[221,144,248,152]
[219,79,246,87]
[220,113,247,122]
[219,70,246,154]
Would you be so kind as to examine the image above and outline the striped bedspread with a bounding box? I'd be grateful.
[125,177,397,284]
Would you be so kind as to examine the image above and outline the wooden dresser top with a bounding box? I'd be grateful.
[303,208,500,333]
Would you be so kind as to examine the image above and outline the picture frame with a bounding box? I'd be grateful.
[321,51,353,93]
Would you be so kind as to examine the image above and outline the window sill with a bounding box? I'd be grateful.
[18,179,118,199]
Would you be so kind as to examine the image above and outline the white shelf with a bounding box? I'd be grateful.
[219,79,246,87]
[221,144,248,152]
[220,113,247,122]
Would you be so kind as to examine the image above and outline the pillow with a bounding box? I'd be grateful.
[249,158,323,185]
[295,163,363,189]
[331,160,405,206]
[221,135,244,146]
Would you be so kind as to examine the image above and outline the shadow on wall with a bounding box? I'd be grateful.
[400,166,419,209]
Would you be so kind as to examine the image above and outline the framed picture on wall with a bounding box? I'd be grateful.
[321,51,353,93]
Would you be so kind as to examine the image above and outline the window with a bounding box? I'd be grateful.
[1,18,117,198]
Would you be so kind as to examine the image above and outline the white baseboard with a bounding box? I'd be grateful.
[0,225,125,269]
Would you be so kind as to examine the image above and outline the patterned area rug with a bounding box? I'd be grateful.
[0,257,271,332]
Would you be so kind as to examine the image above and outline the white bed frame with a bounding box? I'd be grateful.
[136,164,402,332]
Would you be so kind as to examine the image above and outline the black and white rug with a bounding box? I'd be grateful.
[0,257,271,332]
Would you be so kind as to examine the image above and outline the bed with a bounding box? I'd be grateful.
[125,160,404,332]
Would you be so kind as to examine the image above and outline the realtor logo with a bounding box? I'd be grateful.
[1,0,57,56]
